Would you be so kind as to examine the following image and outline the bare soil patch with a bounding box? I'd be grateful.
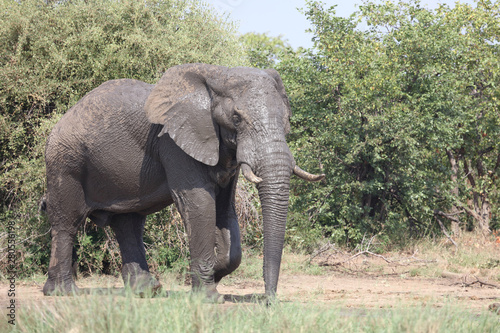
[221,251,500,313]
[3,248,500,315]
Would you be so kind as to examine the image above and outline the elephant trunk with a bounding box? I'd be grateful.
[254,142,292,297]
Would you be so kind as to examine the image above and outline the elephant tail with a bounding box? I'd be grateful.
[39,194,47,213]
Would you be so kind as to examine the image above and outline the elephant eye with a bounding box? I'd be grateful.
[232,113,241,126]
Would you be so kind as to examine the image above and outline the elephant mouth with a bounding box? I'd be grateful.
[240,163,263,184]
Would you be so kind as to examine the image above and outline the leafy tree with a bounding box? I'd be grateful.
[0,0,245,277]
[280,0,500,248]
[240,32,292,68]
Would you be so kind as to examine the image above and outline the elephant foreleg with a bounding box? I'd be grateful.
[171,186,221,301]
[109,213,161,296]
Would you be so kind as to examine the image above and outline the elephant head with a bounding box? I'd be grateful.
[144,63,324,297]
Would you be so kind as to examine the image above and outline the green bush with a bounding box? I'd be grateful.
[278,0,500,248]
[0,0,245,278]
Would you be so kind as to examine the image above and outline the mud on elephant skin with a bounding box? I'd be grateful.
[42,63,324,301]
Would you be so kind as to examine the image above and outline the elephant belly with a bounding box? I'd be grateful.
[83,156,173,216]
[86,181,172,213]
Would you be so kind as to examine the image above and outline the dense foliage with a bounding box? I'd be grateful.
[0,0,245,277]
[239,32,292,69]
[279,0,500,248]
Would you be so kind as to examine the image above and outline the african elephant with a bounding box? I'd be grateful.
[42,63,324,301]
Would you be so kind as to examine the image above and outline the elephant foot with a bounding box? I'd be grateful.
[122,263,162,297]
[131,275,162,298]
[203,289,225,304]
[192,284,225,304]
[43,278,80,296]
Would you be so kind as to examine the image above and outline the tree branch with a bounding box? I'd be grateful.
[455,200,482,221]
[463,158,476,188]
[434,210,462,223]
[434,216,458,248]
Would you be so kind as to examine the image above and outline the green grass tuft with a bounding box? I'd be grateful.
[2,291,498,333]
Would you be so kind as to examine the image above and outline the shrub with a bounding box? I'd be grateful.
[0,0,246,278]
[279,0,500,247]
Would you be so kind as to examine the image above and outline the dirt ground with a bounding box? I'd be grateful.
[220,270,500,311]
[221,252,500,313]
[3,250,500,315]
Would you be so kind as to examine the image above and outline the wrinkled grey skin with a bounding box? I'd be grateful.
[42,63,324,301]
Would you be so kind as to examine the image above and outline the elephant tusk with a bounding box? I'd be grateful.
[241,164,263,184]
[293,165,325,182]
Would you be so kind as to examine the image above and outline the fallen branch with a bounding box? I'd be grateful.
[362,251,392,263]
[307,242,337,264]
[330,250,393,266]
[461,276,500,289]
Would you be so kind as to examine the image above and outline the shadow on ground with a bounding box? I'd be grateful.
[76,287,268,304]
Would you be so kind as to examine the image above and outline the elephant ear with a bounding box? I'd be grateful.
[264,68,292,135]
[144,64,222,166]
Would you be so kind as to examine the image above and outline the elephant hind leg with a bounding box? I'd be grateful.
[109,213,161,296]
[214,178,242,284]
[43,179,88,296]
[43,228,84,295]
[214,215,242,283]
